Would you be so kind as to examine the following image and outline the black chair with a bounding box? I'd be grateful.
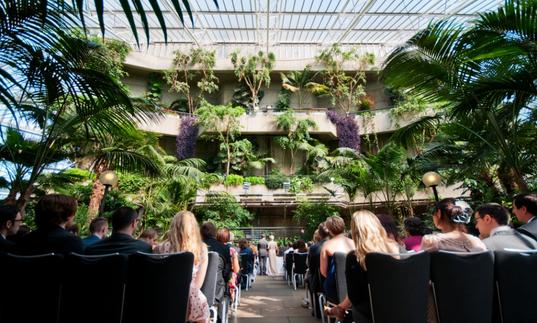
[59,253,128,323]
[292,252,308,290]
[366,251,430,323]
[494,249,537,323]
[239,252,253,290]
[285,252,294,286]
[123,252,194,323]
[430,251,494,323]
[202,251,219,323]
[333,252,348,304]
[0,253,64,323]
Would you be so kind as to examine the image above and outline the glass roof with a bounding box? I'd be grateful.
[86,0,503,64]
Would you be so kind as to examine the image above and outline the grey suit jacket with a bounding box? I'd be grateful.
[483,226,537,251]
[518,218,537,241]
[258,238,268,257]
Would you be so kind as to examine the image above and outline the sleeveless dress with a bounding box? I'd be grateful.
[267,241,278,275]
[157,241,209,322]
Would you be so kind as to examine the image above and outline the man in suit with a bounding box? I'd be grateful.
[82,216,108,247]
[513,193,537,241]
[475,203,537,250]
[17,194,84,255]
[0,205,22,253]
[85,207,152,255]
[257,234,268,275]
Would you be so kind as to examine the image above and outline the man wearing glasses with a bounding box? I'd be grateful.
[474,203,537,250]
[0,205,22,252]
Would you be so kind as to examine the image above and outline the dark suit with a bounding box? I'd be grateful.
[82,234,101,247]
[16,226,84,255]
[0,234,15,253]
[85,233,152,255]
[517,218,537,241]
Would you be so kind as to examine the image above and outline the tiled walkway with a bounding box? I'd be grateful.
[232,275,316,323]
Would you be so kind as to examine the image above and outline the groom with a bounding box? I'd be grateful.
[257,234,268,275]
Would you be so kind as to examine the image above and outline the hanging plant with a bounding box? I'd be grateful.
[326,110,361,152]
[176,116,198,159]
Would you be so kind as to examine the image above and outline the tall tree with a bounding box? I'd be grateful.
[275,110,316,174]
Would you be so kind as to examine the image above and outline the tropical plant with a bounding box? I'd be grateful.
[280,67,319,109]
[176,116,199,159]
[165,48,219,113]
[289,176,314,194]
[196,193,253,229]
[230,51,275,111]
[293,202,339,239]
[244,176,265,185]
[224,174,244,186]
[326,110,361,151]
[314,44,375,113]
[232,85,265,110]
[382,0,537,192]
[195,102,245,175]
[225,139,275,174]
[275,110,317,174]
[265,169,288,190]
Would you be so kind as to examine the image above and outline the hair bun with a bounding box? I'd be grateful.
[452,200,473,224]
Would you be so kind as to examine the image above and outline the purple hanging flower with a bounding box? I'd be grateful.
[176,116,198,159]
[327,110,361,152]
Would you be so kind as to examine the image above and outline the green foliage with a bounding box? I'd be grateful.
[224,174,244,186]
[197,193,253,229]
[165,48,219,113]
[289,176,314,194]
[293,202,339,239]
[223,139,275,174]
[145,72,163,103]
[230,51,275,110]
[276,88,292,111]
[200,173,224,189]
[232,85,265,110]
[281,67,319,109]
[315,44,375,113]
[244,176,265,185]
[265,170,288,190]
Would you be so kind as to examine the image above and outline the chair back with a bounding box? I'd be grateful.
[334,252,348,303]
[0,253,63,323]
[293,252,308,275]
[285,252,294,276]
[431,251,494,323]
[239,252,253,274]
[494,249,537,323]
[59,253,128,323]
[123,252,194,323]
[366,251,430,323]
[201,251,219,307]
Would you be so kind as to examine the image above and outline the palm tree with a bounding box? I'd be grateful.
[280,67,319,110]
[382,0,537,192]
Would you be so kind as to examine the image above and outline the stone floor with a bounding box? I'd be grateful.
[231,275,317,323]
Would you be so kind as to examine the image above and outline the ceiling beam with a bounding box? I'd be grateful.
[337,0,378,43]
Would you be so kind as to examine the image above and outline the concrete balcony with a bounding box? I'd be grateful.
[138,108,433,137]
[194,183,467,207]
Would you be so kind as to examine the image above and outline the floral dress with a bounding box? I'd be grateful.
[157,241,209,322]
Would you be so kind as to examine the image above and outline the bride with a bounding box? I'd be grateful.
[267,235,279,276]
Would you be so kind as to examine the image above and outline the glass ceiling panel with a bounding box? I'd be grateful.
[87,0,503,64]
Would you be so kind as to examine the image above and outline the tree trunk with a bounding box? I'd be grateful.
[226,144,231,175]
[87,179,105,224]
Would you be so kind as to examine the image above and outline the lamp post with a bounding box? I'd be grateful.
[99,170,118,216]
[422,171,441,202]
[283,180,290,193]
[243,181,251,195]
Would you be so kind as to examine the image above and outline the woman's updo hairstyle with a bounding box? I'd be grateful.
[436,198,472,227]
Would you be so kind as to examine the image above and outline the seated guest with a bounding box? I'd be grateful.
[421,198,486,252]
[82,217,108,247]
[201,221,231,301]
[320,215,355,303]
[403,217,425,251]
[475,203,537,250]
[325,210,399,322]
[138,227,158,249]
[513,193,537,240]
[307,223,329,318]
[218,229,239,299]
[0,205,22,252]
[17,194,84,255]
[156,211,209,323]
[85,207,152,255]
[238,238,254,273]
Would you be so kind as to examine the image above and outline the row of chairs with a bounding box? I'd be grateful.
[285,252,308,290]
[0,252,193,323]
[316,249,537,323]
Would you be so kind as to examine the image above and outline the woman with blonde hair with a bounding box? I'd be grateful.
[325,210,399,322]
[156,211,209,323]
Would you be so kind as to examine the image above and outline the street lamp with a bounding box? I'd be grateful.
[99,170,118,216]
[243,181,251,195]
[422,171,441,202]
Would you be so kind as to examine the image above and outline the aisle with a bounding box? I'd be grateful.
[232,275,316,323]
